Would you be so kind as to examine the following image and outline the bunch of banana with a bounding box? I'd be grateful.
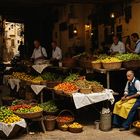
[31,76,44,84]
[101,57,122,63]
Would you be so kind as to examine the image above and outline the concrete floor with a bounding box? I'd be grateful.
[19,126,140,140]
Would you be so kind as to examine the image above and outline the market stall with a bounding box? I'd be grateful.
[2,53,140,137]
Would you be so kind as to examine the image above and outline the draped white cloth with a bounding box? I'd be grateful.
[72,89,115,109]
[0,119,26,136]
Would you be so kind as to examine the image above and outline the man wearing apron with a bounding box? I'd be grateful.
[113,70,140,131]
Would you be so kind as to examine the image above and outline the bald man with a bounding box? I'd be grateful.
[110,35,125,54]
[113,70,140,131]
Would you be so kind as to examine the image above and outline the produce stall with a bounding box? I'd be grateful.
[91,54,140,90]
[0,106,27,138]
[53,75,114,109]
[2,53,140,137]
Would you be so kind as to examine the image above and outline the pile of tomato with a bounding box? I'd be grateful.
[9,104,32,111]
[57,116,74,123]
[54,82,78,94]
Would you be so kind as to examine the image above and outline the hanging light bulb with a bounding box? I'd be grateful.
[91,32,93,36]
[73,27,77,34]
[110,12,115,18]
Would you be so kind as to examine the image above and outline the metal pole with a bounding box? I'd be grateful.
[107,71,110,89]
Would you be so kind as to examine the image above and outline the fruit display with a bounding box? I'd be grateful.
[0,106,22,124]
[39,100,58,112]
[61,124,68,129]
[91,59,101,63]
[133,121,140,134]
[57,116,74,123]
[9,104,42,113]
[69,122,83,133]
[63,73,79,82]
[9,104,32,112]
[69,122,83,129]
[133,121,140,128]
[74,79,104,93]
[54,82,79,94]
[2,114,21,124]
[10,72,34,82]
[60,124,69,131]
[41,72,63,82]
[31,76,44,84]
[101,57,122,63]
[116,53,140,61]
[0,107,13,122]
[75,80,91,89]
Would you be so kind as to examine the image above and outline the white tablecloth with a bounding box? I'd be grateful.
[8,79,21,92]
[0,119,26,136]
[72,89,115,109]
[31,84,46,95]
[32,64,51,73]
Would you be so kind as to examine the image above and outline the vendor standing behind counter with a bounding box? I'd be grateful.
[31,40,47,64]
[50,41,62,66]
[125,33,140,54]
[110,35,125,54]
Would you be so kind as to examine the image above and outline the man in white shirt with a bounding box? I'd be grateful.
[110,36,125,54]
[31,40,47,64]
[51,41,62,66]
[126,33,140,54]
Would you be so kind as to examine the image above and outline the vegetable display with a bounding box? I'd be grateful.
[69,122,83,129]
[10,72,34,82]
[63,74,79,82]
[39,100,58,112]
[57,116,74,123]
[74,80,104,93]
[3,114,21,124]
[134,121,140,128]
[31,76,44,84]
[116,53,140,61]
[0,106,21,124]
[9,104,42,113]
[54,82,78,94]
[9,104,32,112]
[92,59,101,63]
[41,72,63,81]
[0,107,13,122]
[101,57,122,63]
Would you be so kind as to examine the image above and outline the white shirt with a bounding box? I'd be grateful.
[134,39,140,54]
[52,46,62,60]
[31,46,47,60]
[110,41,125,53]
[124,77,140,95]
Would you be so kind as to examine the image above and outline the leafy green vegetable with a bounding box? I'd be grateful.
[116,53,140,61]
[41,72,63,81]
[39,100,58,112]
[63,73,79,82]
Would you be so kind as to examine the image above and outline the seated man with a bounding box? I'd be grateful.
[113,70,140,131]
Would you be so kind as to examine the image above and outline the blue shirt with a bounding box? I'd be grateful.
[134,39,140,54]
